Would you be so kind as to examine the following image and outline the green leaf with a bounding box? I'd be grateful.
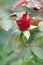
[32,46,43,59]
[4,42,13,55]
[32,15,42,20]
[38,21,43,32]
[40,36,43,42]
[11,58,23,65]
[20,32,26,42]
[5,53,19,65]
[20,47,32,60]
[35,31,43,38]
[1,19,13,31]
[34,62,43,65]
[22,59,31,65]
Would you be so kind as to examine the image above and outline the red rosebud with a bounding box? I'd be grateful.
[16,13,30,31]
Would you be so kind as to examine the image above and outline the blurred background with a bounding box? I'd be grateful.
[0,0,43,65]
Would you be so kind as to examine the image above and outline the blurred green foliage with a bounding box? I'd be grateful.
[0,0,43,65]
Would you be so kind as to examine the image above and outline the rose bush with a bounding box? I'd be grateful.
[0,0,43,65]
